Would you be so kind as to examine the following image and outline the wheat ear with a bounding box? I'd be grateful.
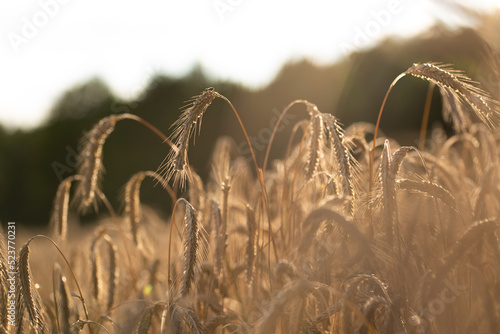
[124,172,147,247]
[378,140,396,247]
[396,179,457,209]
[305,114,324,181]
[50,175,82,242]
[136,303,163,334]
[211,200,224,276]
[405,62,500,130]
[160,87,218,187]
[322,113,355,213]
[76,115,121,211]
[18,242,43,332]
[160,88,264,206]
[136,306,154,334]
[167,199,207,298]
[180,201,201,297]
[55,264,71,334]
[124,171,176,247]
[76,111,178,212]
[104,236,118,311]
[371,62,500,188]
[89,230,117,311]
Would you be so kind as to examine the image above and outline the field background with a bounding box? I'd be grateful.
[0,13,499,227]
[1,6,500,334]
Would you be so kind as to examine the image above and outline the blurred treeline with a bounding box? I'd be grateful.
[1,22,499,226]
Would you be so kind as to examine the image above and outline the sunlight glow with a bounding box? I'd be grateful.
[0,0,499,128]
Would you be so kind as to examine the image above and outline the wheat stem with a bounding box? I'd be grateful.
[418,82,435,150]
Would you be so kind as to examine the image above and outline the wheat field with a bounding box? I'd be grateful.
[1,62,500,333]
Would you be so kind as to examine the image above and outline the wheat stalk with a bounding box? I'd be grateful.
[245,205,257,286]
[262,99,319,172]
[188,170,206,215]
[377,140,397,248]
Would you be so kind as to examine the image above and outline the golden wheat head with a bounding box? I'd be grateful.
[76,115,123,212]
[406,62,500,131]
[161,87,219,188]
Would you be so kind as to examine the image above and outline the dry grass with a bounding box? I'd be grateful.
[2,61,500,333]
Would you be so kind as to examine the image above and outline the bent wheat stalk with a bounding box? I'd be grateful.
[76,113,175,212]
[370,62,500,189]
[263,99,319,173]
[161,87,277,290]
[160,87,261,189]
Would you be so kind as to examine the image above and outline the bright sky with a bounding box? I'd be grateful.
[1,0,499,129]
